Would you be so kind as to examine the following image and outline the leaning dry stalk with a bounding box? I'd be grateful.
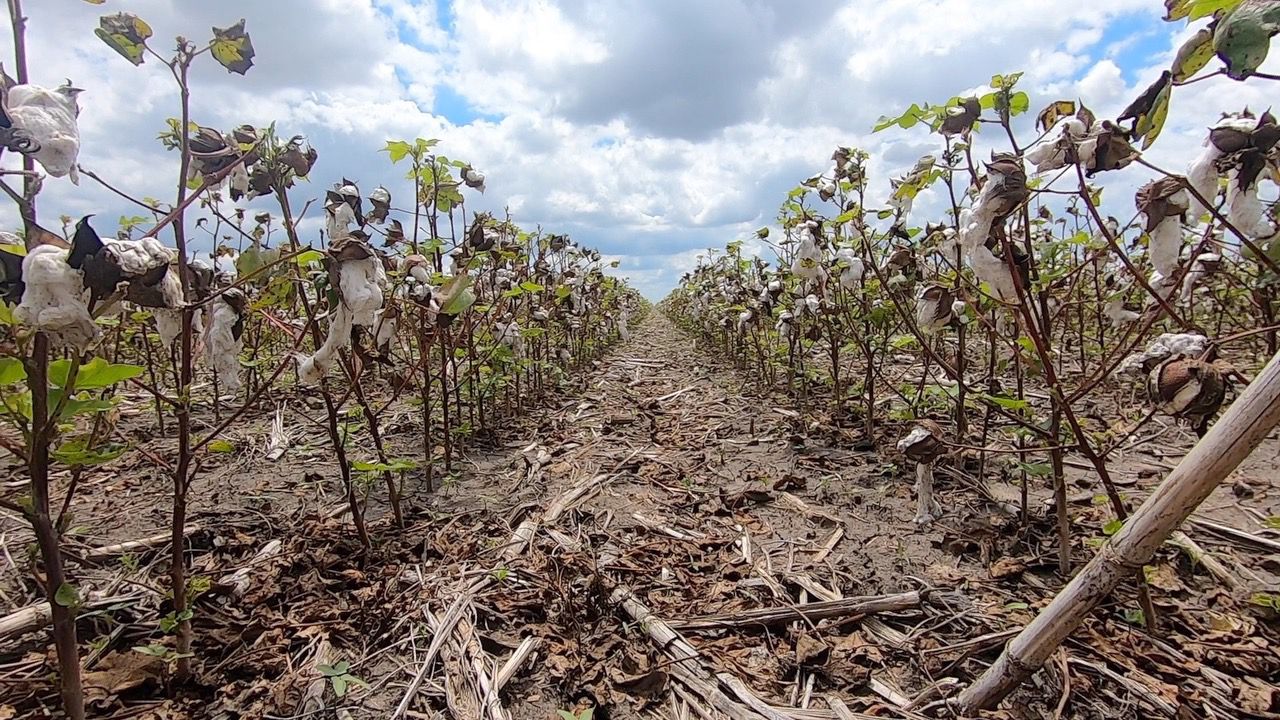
[958,348,1280,712]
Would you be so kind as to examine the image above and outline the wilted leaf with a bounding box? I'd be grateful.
[1036,100,1076,132]
[1172,26,1217,81]
[1119,71,1172,149]
[96,12,152,66]
[210,18,256,75]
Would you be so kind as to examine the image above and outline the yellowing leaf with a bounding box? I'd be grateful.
[1138,80,1171,149]
[210,18,256,75]
[1172,27,1216,81]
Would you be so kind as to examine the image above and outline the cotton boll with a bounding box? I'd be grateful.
[804,294,820,314]
[1025,117,1087,172]
[298,304,353,385]
[4,82,81,183]
[496,319,524,358]
[337,256,385,327]
[373,307,398,352]
[1117,332,1209,376]
[967,243,1018,301]
[1147,215,1184,281]
[1225,167,1275,239]
[618,307,631,342]
[790,230,823,284]
[834,248,864,289]
[1103,297,1140,325]
[1179,253,1221,304]
[15,245,97,350]
[154,308,184,346]
[205,294,244,394]
[325,201,357,241]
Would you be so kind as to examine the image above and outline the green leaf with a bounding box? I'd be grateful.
[1191,0,1244,20]
[0,357,26,385]
[519,281,544,293]
[67,357,145,390]
[383,140,413,163]
[207,439,236,454]
[133,644,169,657]
[54,582,80,608]
[439,276,476,316]
[1103,518,1125,536]
[96,13,152,66]
[53,439,126,467]
[210,18,256,75]
[1262,516,1280,530]
[1004,601,1030,611]
[983,393,1030,411]
[331,675,348,697]
[1213,0,1280,80]
[1009,91,1030,115]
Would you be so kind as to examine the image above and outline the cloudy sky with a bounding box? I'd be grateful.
[2,0,1278,298]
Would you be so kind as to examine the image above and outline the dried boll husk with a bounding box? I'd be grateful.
[1147,356,1228,436]
[897,420,945,464]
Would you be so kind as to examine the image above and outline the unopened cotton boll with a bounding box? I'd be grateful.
[15,245,97,350]
[4,82,81,183]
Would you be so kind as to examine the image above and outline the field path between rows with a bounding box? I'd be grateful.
[364,310,957,720]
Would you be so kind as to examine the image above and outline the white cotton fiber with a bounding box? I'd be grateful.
[15,246,97,349]
[4,83,80,183]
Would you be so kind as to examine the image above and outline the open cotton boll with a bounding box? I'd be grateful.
[967,243,1018,301]
[325,202,357,241]
[790,230,823,284]
[1117,332,1208,376]
[4,83,81,183]
[1147,214,1184,281]
[154,308,183,346]
[205,296,243,394]
[1179,253,1221,304]
[1225,167,1275,239]
[337,257,385,327]
[15,245,98,350]
[1104,297,1140,325]
[958,197,999,254]
[496,319,524,358]
[297,304,353,385]
[1185,146,1223,227]
[105,237,175,277]
[373,307,398,352]
[1025,117,1087,172]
